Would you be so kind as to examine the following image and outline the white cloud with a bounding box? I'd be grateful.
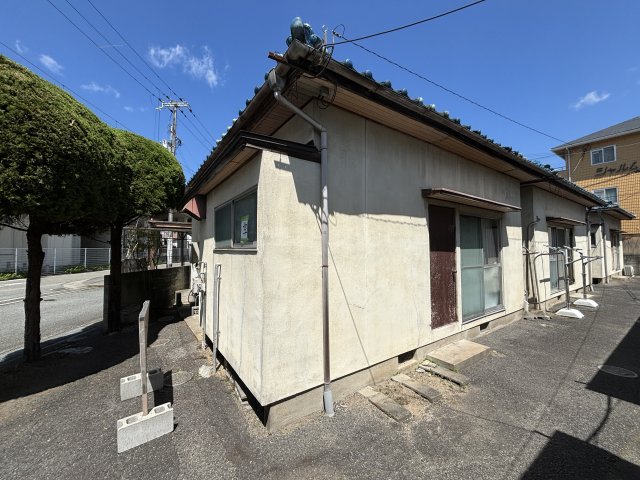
[81,81,120,99]
[148,44,220,88]
[148,45,187,68]
[39,54,64,75]
[124,106,134,112]
[571,90,610,109]
[15,40,28,54]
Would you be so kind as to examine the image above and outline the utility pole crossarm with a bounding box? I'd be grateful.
[157,100,190,155]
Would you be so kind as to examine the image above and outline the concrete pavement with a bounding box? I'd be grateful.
[0,277,638,479]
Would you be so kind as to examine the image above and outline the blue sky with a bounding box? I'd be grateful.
[3,0,640,178]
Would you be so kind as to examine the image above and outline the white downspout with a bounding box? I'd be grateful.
[268,70,334,417]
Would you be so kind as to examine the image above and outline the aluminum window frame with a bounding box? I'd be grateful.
[592,187,618,205]
[460,214,504,322]
[213,187,258,250]
[590,145,616,165]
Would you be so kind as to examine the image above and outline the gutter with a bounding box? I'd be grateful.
[267,67,334,417]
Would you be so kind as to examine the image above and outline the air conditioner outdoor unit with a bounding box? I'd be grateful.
[623,265,634,276]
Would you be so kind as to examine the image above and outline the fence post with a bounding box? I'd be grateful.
[14,248,18,274]
[84,248,87,269]
[53,248,57,275]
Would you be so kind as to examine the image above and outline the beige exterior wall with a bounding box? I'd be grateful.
[520,187,590,306]
[588,212,624,279]
[194,104,525,406]
[564,131,640,234]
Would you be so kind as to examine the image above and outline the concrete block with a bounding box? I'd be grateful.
[359,389,411,422]
[120,368,164,401]
[422,364,470,387]
[117,403,174,453]
[392,374,442,402]
[425,339,491,371]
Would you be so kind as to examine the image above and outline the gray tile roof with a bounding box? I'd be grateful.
[552,116,640,151]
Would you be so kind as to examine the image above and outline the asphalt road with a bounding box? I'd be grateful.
[0,271,107,356]
[2,277,639,479]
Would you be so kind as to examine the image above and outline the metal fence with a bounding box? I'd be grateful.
[1,244,191,276]
[0,248,111,276]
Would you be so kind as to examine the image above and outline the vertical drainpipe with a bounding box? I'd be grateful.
[268,70,334,417]
[566,148,571,182]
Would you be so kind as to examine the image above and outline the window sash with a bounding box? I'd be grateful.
[214,189,258,249]
[460,215,502,320]
[591,145,616,165]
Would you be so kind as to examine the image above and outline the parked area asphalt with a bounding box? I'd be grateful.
[0,277,638,479]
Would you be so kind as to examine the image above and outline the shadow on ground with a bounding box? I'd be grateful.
[0,306,189,403]
[520,430,640,479]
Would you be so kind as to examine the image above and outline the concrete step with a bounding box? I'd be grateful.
[424,339,491,371]
[183,314,203,343]
[391,374,441,402]
[359,386,411,422]
[421,364,470,386]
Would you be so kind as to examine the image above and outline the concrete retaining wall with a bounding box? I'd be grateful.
[103,266,190,327]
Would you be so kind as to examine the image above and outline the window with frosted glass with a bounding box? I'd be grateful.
[214,188,257,249]
[233,191,257,246]
[214,203,232,248]
[460,215,502,320]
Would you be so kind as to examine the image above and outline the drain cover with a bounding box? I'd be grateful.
[597,365,638,378]
[164,371,193,387]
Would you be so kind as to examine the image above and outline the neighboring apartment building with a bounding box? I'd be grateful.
[552,116,640,236]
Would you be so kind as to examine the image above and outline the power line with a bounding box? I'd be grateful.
[47,0,217,153]
[45,0,161,102]
[327,0,487,46]
[0,40,132,130]
[62,0,167,100]
[333,31,567,144]
[85,0,217,145]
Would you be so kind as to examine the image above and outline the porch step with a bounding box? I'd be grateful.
[359,387,411,422]
[391,374,442,402]
[183,314,203,343]
[421,364,470,387]
[424,339,491,372]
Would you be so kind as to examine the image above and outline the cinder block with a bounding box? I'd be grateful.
[120,368,164,401]
[117,403,174,453]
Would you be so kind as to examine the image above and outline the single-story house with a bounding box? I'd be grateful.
[588,205,633,281]
[183,24,631,428]
[519,181,632,309]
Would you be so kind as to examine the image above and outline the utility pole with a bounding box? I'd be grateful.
[157,100,189,266]
[157,100,189,155]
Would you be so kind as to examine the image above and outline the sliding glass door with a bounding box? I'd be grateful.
[460,216,502,321]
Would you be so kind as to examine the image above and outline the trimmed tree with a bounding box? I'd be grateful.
[106,129,184,332]
[0,55,119,361]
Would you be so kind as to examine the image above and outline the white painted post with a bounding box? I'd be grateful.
[84,248,87,269]
[53,248,57,275]
[14,248,18,274]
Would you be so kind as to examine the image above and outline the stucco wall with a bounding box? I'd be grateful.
[520,186,590,304]
[252,104,524,405]
[198,157,266,400]
[589,212,623,279]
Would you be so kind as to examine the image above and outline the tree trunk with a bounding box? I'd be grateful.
[24,223,45,362]
[107,221,123,332]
